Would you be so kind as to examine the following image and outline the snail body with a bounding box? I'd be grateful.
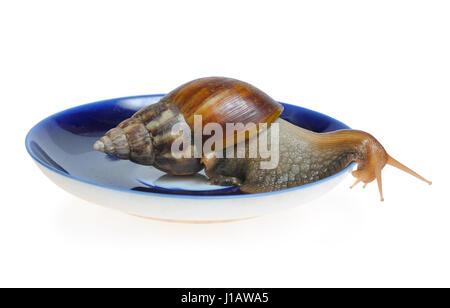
[94,77,431,200]
[205,119,428,198]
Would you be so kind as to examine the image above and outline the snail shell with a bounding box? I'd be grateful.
[94,77,283,175]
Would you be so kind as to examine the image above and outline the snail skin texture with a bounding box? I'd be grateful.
[94,77,431,201]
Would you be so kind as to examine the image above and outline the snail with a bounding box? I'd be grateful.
[93,77,431,200]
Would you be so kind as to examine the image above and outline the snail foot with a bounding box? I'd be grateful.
[208,175,242,187]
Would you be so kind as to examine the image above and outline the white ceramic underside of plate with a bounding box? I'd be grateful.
[36,162,352,223]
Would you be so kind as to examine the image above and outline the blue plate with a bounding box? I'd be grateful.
[26,94,353,197]
[26,94,357,222]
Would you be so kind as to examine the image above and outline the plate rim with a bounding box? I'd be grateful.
[25,94,356,200]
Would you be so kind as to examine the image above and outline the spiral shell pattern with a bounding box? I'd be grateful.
[94,101,202,174]
[94,77,283,175]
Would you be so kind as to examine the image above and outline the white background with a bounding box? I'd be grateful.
[1,0,449,287]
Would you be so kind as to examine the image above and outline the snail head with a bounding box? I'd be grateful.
[349,131,432,201]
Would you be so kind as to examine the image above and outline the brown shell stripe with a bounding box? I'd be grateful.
[118,118,154,165]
